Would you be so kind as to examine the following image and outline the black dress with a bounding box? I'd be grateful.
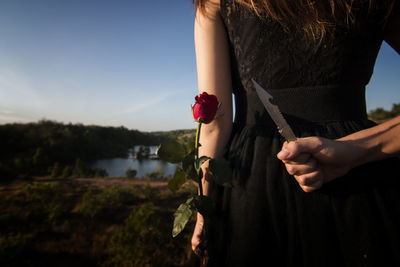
[207,1,400,266]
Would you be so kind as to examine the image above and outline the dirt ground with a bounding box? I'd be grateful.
[0,176,170,194]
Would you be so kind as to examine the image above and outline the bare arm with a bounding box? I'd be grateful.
[191,0,233,253]
[195,0,232,196]
[277,115,400,192]
[338,3,400,163]
[336,5,400,166]
[277,8,400,193]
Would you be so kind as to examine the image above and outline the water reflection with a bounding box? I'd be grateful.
[91,146,177,178]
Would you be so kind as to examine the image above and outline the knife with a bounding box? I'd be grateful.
[251,79,297,142]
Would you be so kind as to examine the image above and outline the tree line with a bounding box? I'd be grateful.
[4,102,397,182]
[368,103,400,123]
[0,120,195,181]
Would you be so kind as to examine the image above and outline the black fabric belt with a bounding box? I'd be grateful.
[234,84,368,126]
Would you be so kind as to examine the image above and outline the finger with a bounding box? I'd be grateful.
[293,168,323,187]
[299,183,322,193]
[285,157,318,175]
[191,225,202,252]
[278,137,323,160]
[192,237,200,252]
[282,152,311,165]
[277,141,289,159]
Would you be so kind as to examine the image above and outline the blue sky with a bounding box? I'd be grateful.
[0,0,398,131]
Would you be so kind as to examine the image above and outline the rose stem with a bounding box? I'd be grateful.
[195,121,203,197]
[195,121,207,241]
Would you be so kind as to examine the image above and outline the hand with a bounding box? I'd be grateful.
[191,213,206,256]
[277,137,357,192]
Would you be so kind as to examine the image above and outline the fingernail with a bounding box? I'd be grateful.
[278,148,290,159]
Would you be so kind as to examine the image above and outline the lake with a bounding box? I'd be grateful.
[91,146,177,178]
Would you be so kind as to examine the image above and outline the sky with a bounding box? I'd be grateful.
[0,0,399,132]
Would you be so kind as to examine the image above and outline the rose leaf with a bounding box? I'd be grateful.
[168,168,187,193]
[156,141,186,163]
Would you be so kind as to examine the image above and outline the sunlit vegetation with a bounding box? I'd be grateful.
[0,178,199,266]
[146,166,165,180]
[368,103,400,123]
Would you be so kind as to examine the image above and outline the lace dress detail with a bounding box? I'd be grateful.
[206,1,400,266]
[222,0,391,92]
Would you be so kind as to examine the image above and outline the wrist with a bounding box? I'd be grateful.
[337,117,400,167]
[198,168,214,196]
[196,212,205,223]
[337,136,380,168]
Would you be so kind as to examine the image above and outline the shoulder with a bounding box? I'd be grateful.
[195,0,222,24]
[208,0,220,8]
[200,0,221,15]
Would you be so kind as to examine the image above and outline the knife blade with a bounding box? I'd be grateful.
[251,79,297,142]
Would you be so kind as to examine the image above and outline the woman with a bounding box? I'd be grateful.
[191,0,400,266]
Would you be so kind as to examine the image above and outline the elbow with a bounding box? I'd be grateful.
[202,116,232,138]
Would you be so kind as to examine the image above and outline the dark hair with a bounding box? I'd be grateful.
[194,0,395,40]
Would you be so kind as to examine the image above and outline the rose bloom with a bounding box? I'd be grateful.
[192,92,219,124]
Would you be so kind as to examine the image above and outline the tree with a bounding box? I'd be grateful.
[136,146,150,160]
[368,103,400,123]
[390,103,400,117]
[32,147,49,175]
[72,159,86,178]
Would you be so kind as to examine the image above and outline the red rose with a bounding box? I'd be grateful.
[192,92,219,124]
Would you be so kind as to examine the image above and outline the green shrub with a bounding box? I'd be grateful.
[94,167,108,177]
[77,186,124,218]
[21,182,69,223]
[107,202,192,266]
[77,188,102,218]
[61,165,72,178]
[107,202,164,266]
[120,185,141,204]
[146,166,164,179]
[50,162,61,178]
[125,168,137,178]
[142,183,157,200]
[72,158,86,178]
[125,184,142,197]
